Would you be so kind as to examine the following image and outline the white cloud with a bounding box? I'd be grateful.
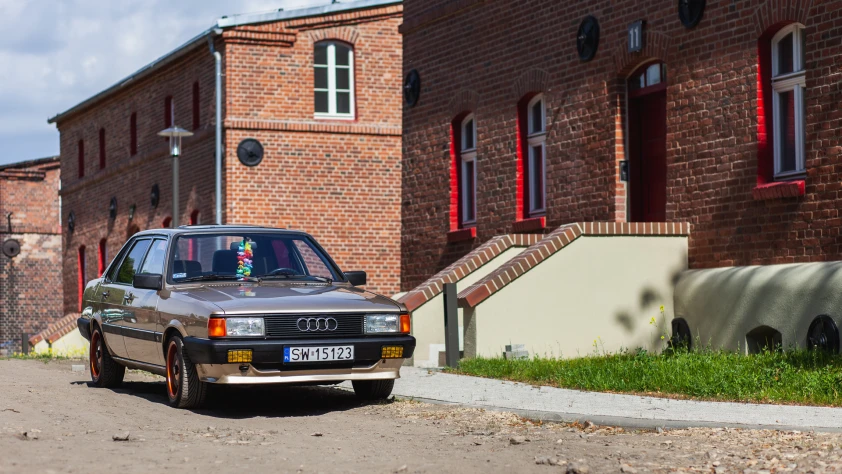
[0,0,333,165]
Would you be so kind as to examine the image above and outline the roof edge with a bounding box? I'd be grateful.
[0,155,61,171]
[217,0,401,27]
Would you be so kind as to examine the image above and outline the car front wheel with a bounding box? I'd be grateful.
[89,325,125,388]
[352,379,394,401]
[165,336,207,409]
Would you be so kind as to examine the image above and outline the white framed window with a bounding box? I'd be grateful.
[314,41,355,119]
[771,24,806,179]
[526,95,546,215]
[460,114,477,226]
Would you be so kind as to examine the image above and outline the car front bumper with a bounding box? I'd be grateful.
[183,335,415,385]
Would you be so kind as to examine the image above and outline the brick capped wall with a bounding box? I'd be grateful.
[52,3,403,313]
[0,158,63,352]
[400,0,842,290]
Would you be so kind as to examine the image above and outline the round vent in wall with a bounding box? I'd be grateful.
[403,69,421,107]
[2,239,20,258]
[576,15,600,62]
[807,315,839,354]
[237,138,264,167]
[678,0,705,29]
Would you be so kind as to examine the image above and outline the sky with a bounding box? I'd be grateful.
[0,0,332,166]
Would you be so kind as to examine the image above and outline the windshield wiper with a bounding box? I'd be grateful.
[258,274,332,284]
[174,274,259,283]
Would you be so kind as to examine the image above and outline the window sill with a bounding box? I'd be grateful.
[512,216,546,233]
[447,227,477,243]
[752,180,805,200]
[313,113,356,121]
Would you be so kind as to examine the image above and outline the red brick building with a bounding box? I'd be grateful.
[400,0,842,290]
[0,157,62,353]
[49,0,403,314]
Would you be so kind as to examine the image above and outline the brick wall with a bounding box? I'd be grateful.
[0,158,63,352]
[400,0,842,290]
[223,7,403,295]
[52,3,403,313]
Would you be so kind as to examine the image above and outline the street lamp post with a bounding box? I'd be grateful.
[157,126,194,228]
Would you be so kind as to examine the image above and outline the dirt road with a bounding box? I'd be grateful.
[1,359,842,473]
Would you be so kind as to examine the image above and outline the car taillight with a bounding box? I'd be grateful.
[208,318,226,338]
[400,313,411,334]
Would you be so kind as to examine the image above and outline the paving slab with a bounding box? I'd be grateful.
[342,367,842,432]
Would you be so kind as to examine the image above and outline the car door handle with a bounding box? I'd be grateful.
[101,291,109,300]
[123,293,135,304]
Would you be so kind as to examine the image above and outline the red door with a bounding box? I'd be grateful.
[628,63,667,222]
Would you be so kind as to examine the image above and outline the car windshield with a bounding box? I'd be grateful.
[170,232,340,283]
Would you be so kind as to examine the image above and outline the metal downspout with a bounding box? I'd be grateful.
[208,30,223,225]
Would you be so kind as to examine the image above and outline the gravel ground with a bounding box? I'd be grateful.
[1,359,842,473]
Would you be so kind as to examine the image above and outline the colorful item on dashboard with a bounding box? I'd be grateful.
[237,239,253,279]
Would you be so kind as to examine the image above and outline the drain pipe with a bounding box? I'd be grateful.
[208,29,224,225]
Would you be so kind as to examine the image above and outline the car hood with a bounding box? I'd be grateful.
[173,283,401,315]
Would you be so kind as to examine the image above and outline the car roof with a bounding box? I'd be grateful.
[134,224,310,237]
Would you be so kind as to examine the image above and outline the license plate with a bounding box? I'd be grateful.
[283,346,354,363]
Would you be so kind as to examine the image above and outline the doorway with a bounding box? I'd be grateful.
[627,62,667,222]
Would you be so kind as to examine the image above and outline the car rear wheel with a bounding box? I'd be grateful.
[89,325,125,388]
[352,379,394,401]
[165,336,207,409]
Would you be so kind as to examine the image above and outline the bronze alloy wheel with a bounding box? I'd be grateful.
[89,330,102,380]
[88,325,125,388]
[164,336,207,409]
[166,340,181,401]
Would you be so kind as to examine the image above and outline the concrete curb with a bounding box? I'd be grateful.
[340,367,842,433]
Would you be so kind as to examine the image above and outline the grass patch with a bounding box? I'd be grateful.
[449,348,842,406]
[2,351,79,363]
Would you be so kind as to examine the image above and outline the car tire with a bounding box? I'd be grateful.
[165,336,207,409]
[89,325,125,388]
[352,379,394,401]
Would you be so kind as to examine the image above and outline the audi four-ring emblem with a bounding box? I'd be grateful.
[297,317,338,332]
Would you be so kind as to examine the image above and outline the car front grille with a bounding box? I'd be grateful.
[263,313,365,339]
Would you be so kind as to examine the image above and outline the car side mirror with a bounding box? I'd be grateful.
[133,273,163,291]
[344,271,366,286]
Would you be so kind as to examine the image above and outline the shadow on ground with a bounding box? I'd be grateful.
[70,379,381,419]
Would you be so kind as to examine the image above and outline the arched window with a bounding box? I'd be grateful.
[77,246,86,312]
[130,112,138,156]
[525,95,546,216]
[192,82,201,130]
[97,239,107,276]
[162,216,172,229]
[77,139,85,178]
[771,24,806,178]
[459,114,477,226]
[314,41,355,118]
[98,128,106,170]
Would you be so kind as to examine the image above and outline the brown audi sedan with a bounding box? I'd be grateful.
[77,225,415,408]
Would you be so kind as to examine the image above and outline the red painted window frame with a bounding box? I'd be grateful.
[77,139,84,178]
[162,216,172,229]
[130,112,138,156]
[449,113,472,231]
[516,92,546,221]
[97,239,107,276]
[77,245,86,312]
[98,128,106,170]
[192,82,201,130]
[164,95,173,142]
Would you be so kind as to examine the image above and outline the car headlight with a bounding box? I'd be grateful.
[224,317,265,337]
[365,313,411,334]
[365,314,399,334]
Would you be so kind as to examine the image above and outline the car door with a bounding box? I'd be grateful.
[122,237,168,365]
[102,238,152,360]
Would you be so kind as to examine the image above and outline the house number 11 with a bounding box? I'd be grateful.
[628,20,644,53]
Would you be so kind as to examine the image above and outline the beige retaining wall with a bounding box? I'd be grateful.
[463,235,688,359]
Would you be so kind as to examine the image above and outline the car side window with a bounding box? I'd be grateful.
[115,239,152,285]
[139,239,168,275]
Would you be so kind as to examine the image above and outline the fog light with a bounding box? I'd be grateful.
[381,346,403,359]
[228,349,253,363]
